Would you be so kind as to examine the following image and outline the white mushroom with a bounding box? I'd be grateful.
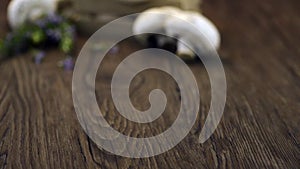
[165,10,221,57]
[133,6,181,46]
[133,6,221,59]
[8,0,58,29]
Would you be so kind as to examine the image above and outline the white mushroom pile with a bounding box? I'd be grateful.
[8,0,58,29]
[133,6,221,59]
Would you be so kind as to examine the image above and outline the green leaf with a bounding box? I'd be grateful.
[31,29,45,44]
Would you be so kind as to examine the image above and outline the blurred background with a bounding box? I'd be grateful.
[0,0,299,168]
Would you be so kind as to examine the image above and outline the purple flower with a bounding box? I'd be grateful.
[109,46,119,54]
[63,57,74,71]
[34,51,46,64]
[46,29,61,42]
[64,26,76,40]
[47,14,63,24]
[35,19,47,28]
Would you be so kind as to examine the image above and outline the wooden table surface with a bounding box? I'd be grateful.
[0,0,299,168]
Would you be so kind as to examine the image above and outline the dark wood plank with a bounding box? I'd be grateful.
[0,0,299,168]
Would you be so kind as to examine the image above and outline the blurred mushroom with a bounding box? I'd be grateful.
[133,6,180,46]
[8,0,58,29]
[133,6,220,60]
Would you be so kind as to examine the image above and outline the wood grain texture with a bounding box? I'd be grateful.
[0,0,299,168]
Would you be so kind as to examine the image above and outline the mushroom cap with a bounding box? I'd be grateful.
[165,11,220,51]
[132,6,181,45]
